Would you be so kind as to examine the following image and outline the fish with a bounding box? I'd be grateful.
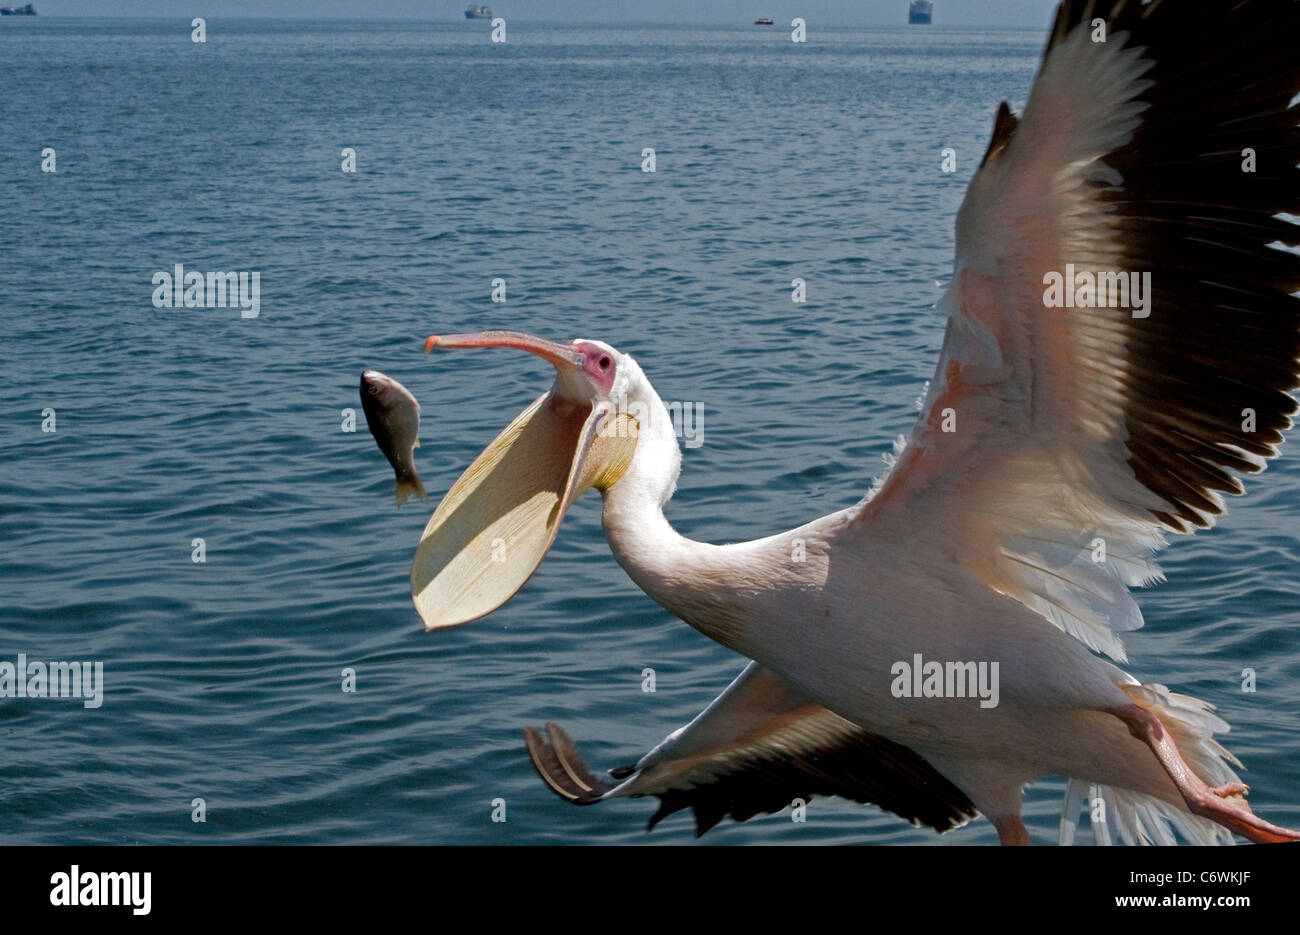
[359,369,427,506]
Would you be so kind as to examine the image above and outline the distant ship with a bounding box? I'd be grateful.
[754,17,774,26]
[908,0,932,24]
[464,4,492,19]
[0,4,37,14]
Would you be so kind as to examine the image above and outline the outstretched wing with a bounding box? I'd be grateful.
[856,0,1300,661]
[525,662,977,836]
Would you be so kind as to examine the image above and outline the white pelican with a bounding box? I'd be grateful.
[411,0,1300,844]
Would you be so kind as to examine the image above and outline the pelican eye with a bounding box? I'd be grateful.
[598,356,612,370]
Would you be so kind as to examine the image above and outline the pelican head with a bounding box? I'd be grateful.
[411,330,664,630]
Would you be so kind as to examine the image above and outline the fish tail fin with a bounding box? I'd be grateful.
[395,473,427,507]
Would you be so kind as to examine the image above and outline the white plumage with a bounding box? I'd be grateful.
[413,0,1300,844]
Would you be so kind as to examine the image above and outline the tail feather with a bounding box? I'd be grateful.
[1065,682,1241,845]
[1058,779,1088,845]
[1096,785,1233,846]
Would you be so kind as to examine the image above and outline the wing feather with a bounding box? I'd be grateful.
[525,663,978,836]
[855,0,1300,662]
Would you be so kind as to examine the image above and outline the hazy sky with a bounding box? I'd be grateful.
[37,1,1063,28]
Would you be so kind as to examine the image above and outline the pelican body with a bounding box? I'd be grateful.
[408,0,1300,844]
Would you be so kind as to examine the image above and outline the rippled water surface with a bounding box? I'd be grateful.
[2,18,1298,845]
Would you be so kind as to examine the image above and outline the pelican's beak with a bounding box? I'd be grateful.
[411,331,637,630]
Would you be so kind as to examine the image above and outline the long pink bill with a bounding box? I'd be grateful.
[424,331,584,369]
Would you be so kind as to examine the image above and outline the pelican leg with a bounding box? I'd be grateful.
[993,814,1030,846]
[1112,704,1300,844]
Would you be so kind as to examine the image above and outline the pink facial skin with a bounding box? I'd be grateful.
[567,340,618,394]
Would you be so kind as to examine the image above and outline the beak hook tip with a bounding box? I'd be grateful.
[424,335,439,354]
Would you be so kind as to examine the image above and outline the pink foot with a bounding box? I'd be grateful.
[1113,703,1300,845]
[1212,781,1249,798]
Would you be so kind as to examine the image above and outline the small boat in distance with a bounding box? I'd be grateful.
[0,4,37,14]
[754,17,774,26]
[464,4,492,19]
[908,0,933,24]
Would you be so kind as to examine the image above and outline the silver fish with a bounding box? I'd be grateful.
[360,369,427,506]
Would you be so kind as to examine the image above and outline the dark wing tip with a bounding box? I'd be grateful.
[979,101,1020,168]
[1036,0,1300,532]
[642,732,978,838]
[523,724,613,805]
[526,720,979,839]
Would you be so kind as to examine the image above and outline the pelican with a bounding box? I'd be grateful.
[410,0,1300,844]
